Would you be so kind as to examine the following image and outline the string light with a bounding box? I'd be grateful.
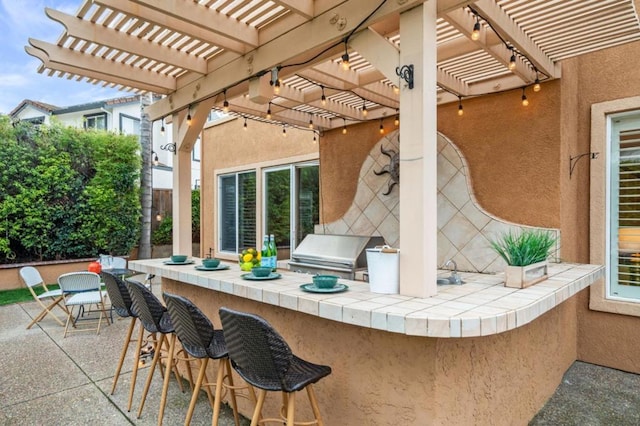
[282,125,287,137]
[394,109,399,126]
[521,87,529,106]
[362,100,368,117]
[152,151,159,166]
[266,102,272,120]
[186,105,192,126]
[342,118,347,134]
[160,117,165,136]
[273,79,281,95]
[471,15,481,41]
[223,90,229,113]
[308,114,314,130]
[508,47,517,70]
[341,40,350,70]
[379,119,384,134]
[458,96,464,116]
[313,132,317,143]
[243,117,248,131]
[321,86,327,106]
[533,77,541,92]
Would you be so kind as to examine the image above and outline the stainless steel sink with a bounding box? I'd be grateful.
[437,278,451,285]
[437,276,465,285]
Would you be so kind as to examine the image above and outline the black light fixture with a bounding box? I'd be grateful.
[458,96,464,116]
[521,87,529,106]
[223,90,229,113]
[341,40,350,70]
[270,67,281,94]
[152,150,159,166]
[160,142,176,154]
[508,47,517,70]
[308,114,314,130]
[362,100,368,117]
[471,15,481,41]
[266,102,272,120]
[394,109,399,126]
[342,118,347,134]
[282,125,287,137]
[186,105,192,126]
[533,77,541,92]
[321,86,327,106]
[243,117,248,131]
[379,119,384,135]
[395,64,414,90]
[160,118,165,136]
[313,132,317,143]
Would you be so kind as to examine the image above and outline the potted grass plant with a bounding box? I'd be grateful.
[489,229,558,288]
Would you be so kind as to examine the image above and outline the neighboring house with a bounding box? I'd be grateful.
[8,96,201,191]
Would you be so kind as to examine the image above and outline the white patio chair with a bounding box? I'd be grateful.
[58,271,110,338]
[20,266,68,329]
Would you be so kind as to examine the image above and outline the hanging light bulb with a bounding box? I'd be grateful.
[458,96,464,116]
[394,110,399,126]
[243,117,248,131]
[222,90,229,113]
[313,132,317,143]
[321,86,327,106]
[508,48,517,70]
[160,118,165,136]
[308,115,314,130]
[156,213,162,222]
[186,105,192,126]
[533,77,541,92]
[282,125,287,137]
[362,100,368,118]
[341,41,350,70]
[379,119,384,134]
[273,79,281,95]
[471,16,481,41]
[342,119,347,134]
[153,152,159,166]
[266,102,272,120]
[521,87,529,107]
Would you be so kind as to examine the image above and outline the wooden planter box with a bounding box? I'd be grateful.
[505,261,548,288]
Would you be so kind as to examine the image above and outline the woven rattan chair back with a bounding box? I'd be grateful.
[125,279,168,334]
[163,292,219,359]
[102,271,135,318]
[20,266,45,289]
[219,307,293,391]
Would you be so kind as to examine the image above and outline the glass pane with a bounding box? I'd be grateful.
[265,169,291,256]
[296,165,319,246]
[238,172,256,251]
[219,175,236,252]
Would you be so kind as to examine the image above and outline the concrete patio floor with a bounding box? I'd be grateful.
[2,284,640,425]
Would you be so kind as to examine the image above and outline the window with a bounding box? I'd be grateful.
[218,171,256,253]
[84,113,107,130]
[119,114,140,136]
[263,163,319,257]
[608,113,640,301]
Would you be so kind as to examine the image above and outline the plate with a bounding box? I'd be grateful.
[241,272,281,281]
[300,283,349,293]
[194,265,230,271]
[163,260,195,265]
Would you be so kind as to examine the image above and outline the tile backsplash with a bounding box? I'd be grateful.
[317,131,560,273]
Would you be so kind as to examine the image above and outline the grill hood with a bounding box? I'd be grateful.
[289,234,385,279]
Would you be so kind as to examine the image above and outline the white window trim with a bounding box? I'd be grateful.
[590,95,640,316]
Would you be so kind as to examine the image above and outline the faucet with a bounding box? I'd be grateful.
[443,259,462,285]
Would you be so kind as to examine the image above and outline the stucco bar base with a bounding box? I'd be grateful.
[130,259,603,425]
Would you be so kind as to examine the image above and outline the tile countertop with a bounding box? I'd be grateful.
[128,259,604,338]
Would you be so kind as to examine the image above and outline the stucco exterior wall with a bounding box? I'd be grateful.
[164,279,579,425]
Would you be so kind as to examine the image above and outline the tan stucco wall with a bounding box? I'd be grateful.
[164,279,580,425]
[0,259,95,291]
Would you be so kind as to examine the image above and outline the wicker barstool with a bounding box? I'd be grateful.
[102,271,145,412]
[164,293,255,426]
[219,307,332,426]
[125,279,193,425]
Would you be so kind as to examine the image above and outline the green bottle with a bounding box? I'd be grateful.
[261,235,270,268]
[269,234,277,272]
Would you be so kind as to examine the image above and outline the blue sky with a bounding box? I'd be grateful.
[0,0,122,114]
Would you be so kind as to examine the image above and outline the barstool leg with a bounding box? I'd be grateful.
[224,358,241,426]
[286,391,296,426]
[158,333,177,426]
[137,333,165,419]
[306,385,324,426]
[251,389,267,426]
[127,323,145,412]
[111,317,136,394]
[185,357,208,426]
[212,357,226,426]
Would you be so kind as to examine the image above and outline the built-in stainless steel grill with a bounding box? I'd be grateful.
[289,234,385,280]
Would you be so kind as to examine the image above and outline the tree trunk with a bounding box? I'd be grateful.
[138,94,153,259]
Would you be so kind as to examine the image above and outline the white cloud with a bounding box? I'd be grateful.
[0,73,30,88]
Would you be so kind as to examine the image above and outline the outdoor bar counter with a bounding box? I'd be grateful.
[129,259,604,425]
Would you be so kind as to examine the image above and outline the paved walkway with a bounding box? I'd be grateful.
[2,290,640,425]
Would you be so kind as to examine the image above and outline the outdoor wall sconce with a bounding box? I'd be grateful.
[160,142,176,154]
[396,64,414,90]
[569,151,599,179]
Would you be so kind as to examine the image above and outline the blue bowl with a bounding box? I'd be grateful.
[171,254,188,263]
[312,274,339,289]
[251,266,272,277]
[202,258,220,268]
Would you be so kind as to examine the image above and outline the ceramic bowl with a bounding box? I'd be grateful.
[312,274,339,289]
[171,254,188,263]
[202,258,220,268]
[251,266,272,277]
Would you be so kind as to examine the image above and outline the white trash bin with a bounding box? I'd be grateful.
[366,246,400,294]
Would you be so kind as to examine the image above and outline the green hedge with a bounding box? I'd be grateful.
[0,116,141,263]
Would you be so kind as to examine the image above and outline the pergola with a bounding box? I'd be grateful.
[27,0,640,296]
